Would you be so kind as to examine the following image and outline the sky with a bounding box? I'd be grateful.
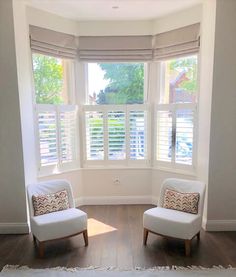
[88,63,110,98]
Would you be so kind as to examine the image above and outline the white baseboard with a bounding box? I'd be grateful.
[203,219,236,231]
[75,195,153,206]
[0,222,30,234]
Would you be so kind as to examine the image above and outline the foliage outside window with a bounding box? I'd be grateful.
[32,53,69,104]
[87,63,145,105]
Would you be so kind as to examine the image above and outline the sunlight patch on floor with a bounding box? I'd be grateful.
[88,218,117,237]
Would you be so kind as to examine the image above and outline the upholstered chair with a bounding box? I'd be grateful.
[143,178,205,256]
[27,179,88,257]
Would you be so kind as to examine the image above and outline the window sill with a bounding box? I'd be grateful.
[38,167,81,179]
[152,166,197,177]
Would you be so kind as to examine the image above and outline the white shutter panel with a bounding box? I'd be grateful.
[37,110,58,166]
[129,110,147,160]
[175,109,194,165]
[156,110,172,162]
[108,111,126,160]
[85,111,104,160]
[59,106,77,164]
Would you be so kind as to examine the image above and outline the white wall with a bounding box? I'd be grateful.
[0,0,28,233]
[197,0,216,227]
[26,5,201,36]
[206,0,236,231]
[13,0,37,186]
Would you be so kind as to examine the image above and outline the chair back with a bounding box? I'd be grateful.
[27,179,75,217]
[159,178,206,216]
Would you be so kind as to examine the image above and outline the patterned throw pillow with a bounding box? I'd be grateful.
[32,190,69,216]
[163,189,200,214]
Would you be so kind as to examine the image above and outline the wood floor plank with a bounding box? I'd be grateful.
[0,204,236,270]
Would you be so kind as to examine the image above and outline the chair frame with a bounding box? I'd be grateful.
[33,229,88,258]
[143,228,200,256]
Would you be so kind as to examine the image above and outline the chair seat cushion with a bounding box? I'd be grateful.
[143,207,201,240]
[31,208,87,242]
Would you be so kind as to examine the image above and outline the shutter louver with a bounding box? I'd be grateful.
[129,110,147,160]
[175,109,194,165]
[156,110,172,162]
[85,111,104,160]
[59,108,77,163]
[108,111,126,160]
[38,111,58,166]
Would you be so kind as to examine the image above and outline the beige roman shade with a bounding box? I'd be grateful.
[153,23,200,61]
[29,25,77,59]
[78,35,153,62]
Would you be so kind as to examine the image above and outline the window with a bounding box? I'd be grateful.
[32,53,78,174]
[87,63,146,105]
[156,55,198,170]
[84,63,149,166]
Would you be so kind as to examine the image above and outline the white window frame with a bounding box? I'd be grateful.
[31,54,80,176]
[154,55,199,174]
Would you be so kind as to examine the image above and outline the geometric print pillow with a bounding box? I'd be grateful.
[163,189,200,214]
[32,189,69,216]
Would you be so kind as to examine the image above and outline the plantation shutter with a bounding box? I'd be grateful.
[156,104,196,166]
[29,25,77,59]
[78,36,153,62]
[37,106,58,167]
[59,106,78,163]
[153,23,200,61]
[36,105,78,170]
[156,110,173,162]
[108,111,126,160]
[85,111,104,160]
[129,110,147,160]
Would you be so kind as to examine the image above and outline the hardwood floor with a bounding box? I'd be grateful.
[0,205,236,270]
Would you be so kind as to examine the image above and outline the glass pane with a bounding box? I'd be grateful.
[85,111,104,160]
[156,111,172,162]
[87,63,144,104]
[32,53,69,104]
[130,111,146,160]
[108,111,126,160]
[175,109,194,165]
[161,55,198,104]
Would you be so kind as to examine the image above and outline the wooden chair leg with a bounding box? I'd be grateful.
[83,230,88,246]
[143,228,149,245]
[38,241,44,258]
[33,235,37,245]
[197,231,200,241]
[185,239,191,256]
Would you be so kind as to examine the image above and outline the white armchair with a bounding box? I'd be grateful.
[143,178,205,256]
[27,180,88,257]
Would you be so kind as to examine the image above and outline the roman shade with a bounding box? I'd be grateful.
[29,25,77,59]
[153,23,200,61]
[78,36,153,62]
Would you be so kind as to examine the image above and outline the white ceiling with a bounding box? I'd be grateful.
[25,0,202,21]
